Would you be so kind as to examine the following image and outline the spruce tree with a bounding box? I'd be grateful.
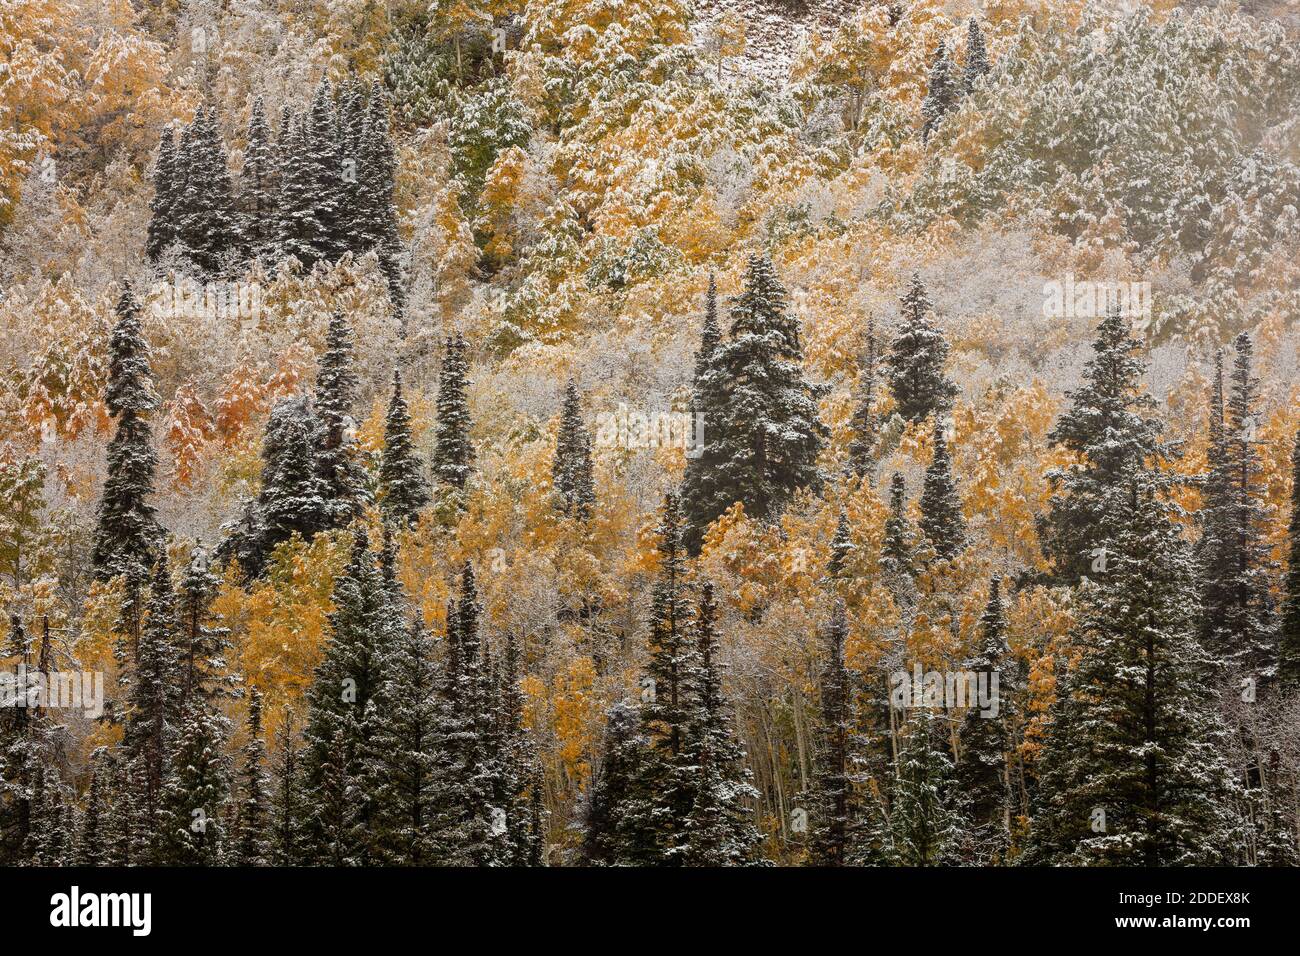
[239,96,278,263]
[432,334,475,492]
[177,547,234,715]
[681,254,826,553]
[807,601,853,866]
[1039,309,1169,584]
[276,112,323,266]
[93,286,161,580]
[846,316,880,477]
[827,510,854,581]
[886,275,957,425]
[303,78,345,266]
[921,40,960,143]
[1199,333,1275,673]
[918,422,966,560]
[145,127,179,261]
[679,580,762,866]
[891,704,963,865]
[77,748,110,865]
[157,707,229,865]
[1023,480,1244,865]
[692,273,721,391]
[582,702,649,865]
[314,311,366,527]
[1280,429,1300,683]
[269,708,305,866]
[359,83,406,314]
[963,18,991,95]
[380,371,431,525]
[552,379,595,520]
[881,472,917,588]
[232,689,272,866]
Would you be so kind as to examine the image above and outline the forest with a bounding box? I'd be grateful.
[1,0,1299,867]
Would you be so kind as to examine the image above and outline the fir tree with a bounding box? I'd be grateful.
[157,707,229,865]
[77,748,110,865]
[145,127,179,260]
[303,78,345,266]
[692,273,721,391]
[963,18,991,94]
[269,708,305,866]
[380,371,431,525]
[582,702,649,865]
[177,547,234,715]
[827,510,854,581]
[681,254,826,553]
[921,40,960,142]
[314,311,365,528]
[881,472,917,588]
[847,316,880,477]
[891,705,963,865]
[1199,334,1275,673]
[232,689,272,866]
[1039,309,1170,585]
[679,580,762,866]
[552,379,595,520]
[918,422,967,560]
[432,334,475,492]
[92,286,161,580]
[1280,429,1300,683]
[359,83,406,314]
[886,275,957,425]
[807,601,853,866]
[276,113,324,266]
[1023,480,1244,865]
[239,96,278,262]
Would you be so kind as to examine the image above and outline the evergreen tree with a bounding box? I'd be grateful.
[956,577,1019,861]
[232,689,272,866]
[582,702,648,865]
[807,601,853,866]
[145,127,179,260]
[92,286,161,580]
[359,83,406,314]
[77,748,110,865]
[921,40,960,142]
[1281,429,1300,683]
[1023,480,1244,865]
[380,371,431,525]
[692,273,721,391]
[269,708,305,866]
[886,275,957,425]
[239,96,278,262]
[963,18,991,94]
[827,510,854,581]
[881,472,917,588]
[314,311,366,527]
[681,254,826,553]
[299,530,389,863]
[1039,309,1170,585]
[891,705,963,865]
[303,78,345,266]
[1199,333,1275,673]
[177,547,234,715]
[679,580,762,866]
[846,316,880,477]
[552,379,595,520]
[276,112,323,266]
[918,422,967,560]
[367,619,441,864]
[157,707,229,866]
[432,334,475,492]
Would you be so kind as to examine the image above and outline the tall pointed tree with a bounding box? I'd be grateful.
[891,704,963,866]
[963,18,991,94]
[921,40,959,142]
[239,96,278,262]
[380,371,431,525]
[681,253,826,553]
[145,127,179,260]
[93,286,161,580]
[807,601,853,866]
[919,422,966,560]
[314,310,366,527]
[232,688,272,866]
[847,316,880,477]
[432,334,475,493]
[552,379,595,520]
[1280,429,1300,683]
[886,275,957,425]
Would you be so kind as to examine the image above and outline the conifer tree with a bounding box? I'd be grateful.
[891,705,963,865]
[1023,480,1244,865]
[919,422,966,560]
[239,96,278,262]
[269,709,305,866]
[177,547,234,715]
[1040,309,1169,584]
[77,748,110,865]
[1199,333,1274,672]
[963,18,991,94]
[552,379,595,520]
[681,254,826,553]
[956,577,1018,860]
[886,275,957,425]
[359,83,406,313]
[157,707,229,866]
[679,580,762,866]
[232,689,272,866]
[693,273,721,391]
[582,702,649,865]
[314,311,366,527]
[1281,429,1300,683]
[921,40,960,142]
[380,371,431,525]
[847,316,880,477]
[93,286,161,580]
[304,78,345,266]
[276,113,323,266]
[827,510,854,581]
[807,601,853,866]
[146,127,179,260]
[432,334,475,492]
[881,472,917,588]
